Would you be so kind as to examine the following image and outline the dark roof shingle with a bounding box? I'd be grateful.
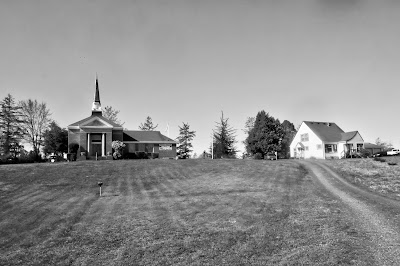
[304,121,344,142]
[123,131,176,143]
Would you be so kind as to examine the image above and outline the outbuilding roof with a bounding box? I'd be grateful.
[364,142,384,149]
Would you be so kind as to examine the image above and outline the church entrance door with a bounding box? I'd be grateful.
[92,144,102,156]
[90,133,103,156]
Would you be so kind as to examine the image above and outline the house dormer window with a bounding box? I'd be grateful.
[300,133,309,142]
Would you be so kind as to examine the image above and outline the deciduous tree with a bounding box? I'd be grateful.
[42,121,68,156]
[139,116,158,130]
[243,117,255,155]
[103,105,124,126]
[279,120,297,158]
[213,112,237,159]
[176,122,196,159]
[375,137,393,150]
[19,99,51,160]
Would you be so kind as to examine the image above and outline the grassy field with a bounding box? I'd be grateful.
[323,156,400,199]
[1,159,373,265]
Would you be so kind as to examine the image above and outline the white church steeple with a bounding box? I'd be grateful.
[92,77,102,115]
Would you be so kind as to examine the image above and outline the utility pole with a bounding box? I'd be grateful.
[211,131,214,159]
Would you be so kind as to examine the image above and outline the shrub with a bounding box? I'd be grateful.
[374,157,386,163]
[112,140,126,160]
[359,148,371,158]
[69,143,79,154]
[254,153,263,160]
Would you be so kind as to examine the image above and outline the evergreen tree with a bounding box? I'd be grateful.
[176,122,196,159]
[0,94,24,158]
[213,112,237,159]
[103,105,124,126]
[42,121,68,156]
[139,116,158,130]
[279,120,297,158]
[247,110,284,157]
[19,99,51,160]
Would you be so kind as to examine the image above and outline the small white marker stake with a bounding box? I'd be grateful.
[98,182,103,196]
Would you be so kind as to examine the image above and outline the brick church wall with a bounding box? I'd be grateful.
[159,144,177,158]
[112,130,123,142]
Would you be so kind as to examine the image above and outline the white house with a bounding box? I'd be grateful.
[290,121,364,159]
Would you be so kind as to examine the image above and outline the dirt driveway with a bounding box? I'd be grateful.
[300,160,400,265]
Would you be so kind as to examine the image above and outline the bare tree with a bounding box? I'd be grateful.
[103,105,124,126]
[19,99,51,160]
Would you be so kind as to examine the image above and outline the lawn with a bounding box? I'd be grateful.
[323,156,400,199]
[0,159,373,265]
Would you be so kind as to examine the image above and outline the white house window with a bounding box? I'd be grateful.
[301,133,309,142]
[305,146,309,151]
[316,144,322,150]
[325,144,337,153]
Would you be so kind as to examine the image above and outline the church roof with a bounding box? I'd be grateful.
[123,130,176,143]
[68,113,123,128]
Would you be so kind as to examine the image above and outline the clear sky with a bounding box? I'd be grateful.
[1,0,400,155]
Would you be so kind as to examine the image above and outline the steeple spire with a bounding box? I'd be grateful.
[92,75,102,115]
[95,77,101,103]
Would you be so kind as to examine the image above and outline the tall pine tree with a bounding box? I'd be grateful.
[139,116,158,130]
[247,110,284,157]
[0,94,24,158]
[176,122,196,159]
[213,112,237,159]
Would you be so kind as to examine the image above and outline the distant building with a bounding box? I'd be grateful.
[363,142,384,155]
[290,121,364,159]
[67,79,177,160]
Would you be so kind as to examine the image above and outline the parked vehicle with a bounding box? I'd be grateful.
[387,149,400,156]
[372,151,387,157]
[265,152,277,160]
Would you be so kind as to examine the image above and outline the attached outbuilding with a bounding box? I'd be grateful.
[363,142,384,155]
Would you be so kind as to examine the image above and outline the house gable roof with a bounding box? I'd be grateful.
[123,131,177,143]
[340,131,359,142]
[304,121,344,142]
[68,113,123,129]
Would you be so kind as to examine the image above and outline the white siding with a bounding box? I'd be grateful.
[290,122,324,159]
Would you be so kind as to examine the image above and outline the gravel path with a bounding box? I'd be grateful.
[301,160,400,265]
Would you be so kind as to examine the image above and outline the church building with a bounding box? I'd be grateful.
[67,79,177,160]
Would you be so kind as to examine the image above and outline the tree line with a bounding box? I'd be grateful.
[204,110,297,160]
[0,93,297,162]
